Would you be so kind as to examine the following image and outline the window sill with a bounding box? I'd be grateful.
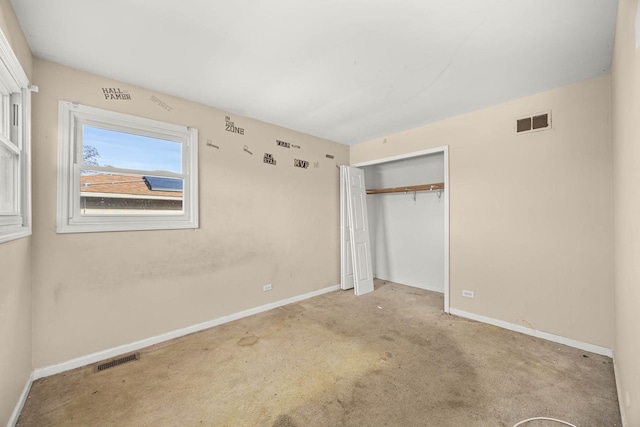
[56,220,198,234]
[0,227,32,244]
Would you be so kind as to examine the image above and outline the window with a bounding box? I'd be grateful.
[0,35,31,244]
[57,102,198,233]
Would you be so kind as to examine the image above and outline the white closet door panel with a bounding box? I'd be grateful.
[340,166,354,290]
[345,166,374,296]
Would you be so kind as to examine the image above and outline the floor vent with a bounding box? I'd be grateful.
[94,352,140,372]
[516,111,551,134]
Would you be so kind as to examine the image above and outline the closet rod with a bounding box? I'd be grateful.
[366,182,445,195]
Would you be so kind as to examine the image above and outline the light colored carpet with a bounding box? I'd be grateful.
[18,280,621,426]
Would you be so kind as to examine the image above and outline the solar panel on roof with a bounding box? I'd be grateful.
[143,176,183,192]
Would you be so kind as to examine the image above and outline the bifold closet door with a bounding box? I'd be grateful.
[340,166,355,290]
[340,165,374,296]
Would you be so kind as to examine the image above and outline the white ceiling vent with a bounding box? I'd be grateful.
[516,111,551,134]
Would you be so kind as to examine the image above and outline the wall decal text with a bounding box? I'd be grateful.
[263,153,277,165]
[325,154,334,159]
[102,88,131,100]
[225,116,244,135]
[150,95,173,112]
[294,159,309,169]
[276,139,290,148]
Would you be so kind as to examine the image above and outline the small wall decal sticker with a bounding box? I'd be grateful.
[294,159,309,169]
[206,139,219,149]
[102,88,131,100]
[325,154,334,159]
[150,95,173,112]
[243,145,253,155]
[263,153,277,165]
[276,140,301,149]
[225,116,245,135]
[313,161,319,168]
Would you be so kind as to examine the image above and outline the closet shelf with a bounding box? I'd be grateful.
[366,182,445,195]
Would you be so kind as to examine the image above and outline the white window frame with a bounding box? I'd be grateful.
[57,102,198,233]
[0,28,31,244]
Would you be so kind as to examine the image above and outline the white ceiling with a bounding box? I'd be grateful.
[11,0,618,145]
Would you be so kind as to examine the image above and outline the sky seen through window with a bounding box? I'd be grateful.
[82,126,182,174]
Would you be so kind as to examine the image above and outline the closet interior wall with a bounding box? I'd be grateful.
[362,153,445,292]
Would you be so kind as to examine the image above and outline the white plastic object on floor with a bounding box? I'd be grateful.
[513,417,577,427]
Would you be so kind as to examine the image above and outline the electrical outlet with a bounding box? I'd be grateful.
[263,284,272,292]
[462,290,475,298]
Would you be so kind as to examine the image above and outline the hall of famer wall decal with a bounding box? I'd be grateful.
[102,88,131,100]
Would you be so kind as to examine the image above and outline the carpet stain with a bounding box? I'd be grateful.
[380,352,393,361]
[272,414,298,427]
[237,335,259,346]
[284,304,307,314]
[406,333,430,347]
[446,399,466,409]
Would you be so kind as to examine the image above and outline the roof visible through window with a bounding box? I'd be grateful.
[143,176,183,192]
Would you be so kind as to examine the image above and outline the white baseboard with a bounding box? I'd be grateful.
[7,373,33,427]
[33,284,340,380]
[613,355,628,427]
[375,275,444,294]
[449,308,613,358]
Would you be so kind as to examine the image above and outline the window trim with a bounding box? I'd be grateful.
[0,27,31,245]
[57,101,199,233]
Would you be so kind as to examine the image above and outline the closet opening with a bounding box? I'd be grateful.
[341,146,450,313]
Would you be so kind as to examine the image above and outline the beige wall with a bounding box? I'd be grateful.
[31,59,348,368]
[0,1,32,425]
[351,76,614,349]
[612,1,640,425]
[0,238,32,426]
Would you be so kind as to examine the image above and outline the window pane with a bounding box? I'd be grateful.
[80,170,183,215]
[0,95,10,141]
[0,142,16,213]
[82,126,182,173]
